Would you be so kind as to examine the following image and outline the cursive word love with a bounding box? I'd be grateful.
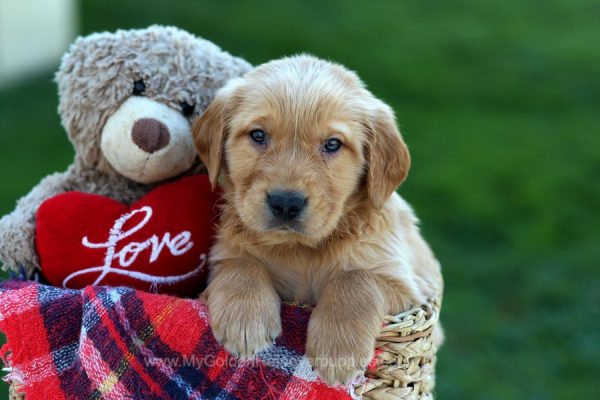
[62,206,205,288]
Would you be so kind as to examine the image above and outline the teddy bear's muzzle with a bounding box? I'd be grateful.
[100,96,197,184]
[131,118,171,153]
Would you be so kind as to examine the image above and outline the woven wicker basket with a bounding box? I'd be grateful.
[353,299,439,399]
[8,299,439,400]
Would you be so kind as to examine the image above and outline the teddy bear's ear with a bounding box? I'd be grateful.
[192,79,244,189]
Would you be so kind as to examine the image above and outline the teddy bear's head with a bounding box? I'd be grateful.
[56,25,251,184]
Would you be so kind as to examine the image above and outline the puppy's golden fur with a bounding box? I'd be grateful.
[193,55,443,385]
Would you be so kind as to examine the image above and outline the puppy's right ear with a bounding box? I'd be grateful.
[193,81,242,189]
[364,99,411,210]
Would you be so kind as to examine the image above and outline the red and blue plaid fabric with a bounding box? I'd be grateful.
[0,281,353,399]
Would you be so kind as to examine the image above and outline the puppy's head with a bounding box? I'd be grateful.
[193,55,410,242]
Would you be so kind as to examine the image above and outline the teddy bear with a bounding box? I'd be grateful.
[0,25,251,293]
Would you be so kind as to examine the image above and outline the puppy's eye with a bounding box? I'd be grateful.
[323,138,343,153]
[250,129,267,145]
[132,80,146,96]
[180,102,195,117]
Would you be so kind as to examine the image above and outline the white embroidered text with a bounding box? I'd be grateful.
[62,206,205,288]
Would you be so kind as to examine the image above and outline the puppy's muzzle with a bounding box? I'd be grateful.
[267,190,307,222]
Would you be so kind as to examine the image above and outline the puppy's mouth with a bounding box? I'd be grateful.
[265,219,307,235]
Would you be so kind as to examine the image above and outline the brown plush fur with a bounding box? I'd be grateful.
[0,26,251,276]
[194,55,443,384]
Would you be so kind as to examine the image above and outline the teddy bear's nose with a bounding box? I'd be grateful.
[131,118,171,153]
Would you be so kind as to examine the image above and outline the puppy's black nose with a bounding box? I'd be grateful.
[267,191,308,221]
[131,118,170,153]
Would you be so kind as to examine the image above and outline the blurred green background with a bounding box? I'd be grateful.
[0,0,598,399]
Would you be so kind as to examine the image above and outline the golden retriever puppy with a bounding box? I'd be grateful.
[193,55,443,385]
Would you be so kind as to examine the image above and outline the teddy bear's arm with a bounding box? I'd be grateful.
[0,171,75,277]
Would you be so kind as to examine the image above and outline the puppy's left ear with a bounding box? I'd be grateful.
[364,100,411,209]
[193,83,239,188]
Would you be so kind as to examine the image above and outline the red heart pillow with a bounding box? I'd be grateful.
[36,175,220,297]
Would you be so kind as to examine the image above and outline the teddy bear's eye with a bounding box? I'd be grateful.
[132,80,146,96]
[180,102,195,117]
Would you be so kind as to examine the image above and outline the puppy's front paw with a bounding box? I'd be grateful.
[306,314,376,385]
[207,289,281,358]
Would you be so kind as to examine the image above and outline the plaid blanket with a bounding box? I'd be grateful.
[0,281,354,399]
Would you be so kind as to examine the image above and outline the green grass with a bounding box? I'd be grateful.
[1,0,598,398]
